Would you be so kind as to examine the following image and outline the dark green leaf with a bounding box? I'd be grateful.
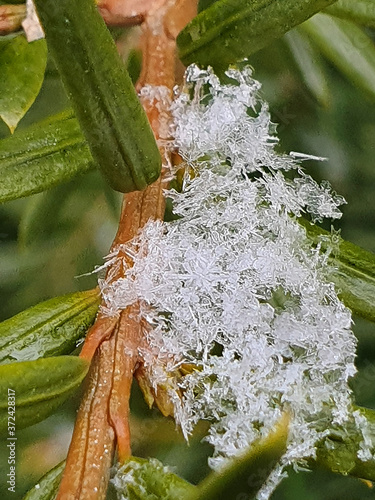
[0,110,95,203]
[301,14,375,101]
[177,0,337,73]
[0,356,89,435]
[23,461,65,500]
[190,415,289,500]
[113,457,196,500]
[198,0,218,12]
[0,35,47,132]
[326,0,375,28]
[300,218,375,322]
[284,29,330,107]
[34,0,161,193]
[0,289,99,364]
[313,406,375,481]
[126,49,143,85]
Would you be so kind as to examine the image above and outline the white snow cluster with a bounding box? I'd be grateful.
[102,66,366,497]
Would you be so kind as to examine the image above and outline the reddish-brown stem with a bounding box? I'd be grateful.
[108,304,142,461]
[58,334,116,499]
[80,316,118,362]
[57,181,164,498]
[56,3,197,498]
[0,4,25,34]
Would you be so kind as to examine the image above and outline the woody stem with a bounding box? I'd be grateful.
[55,8,178,500]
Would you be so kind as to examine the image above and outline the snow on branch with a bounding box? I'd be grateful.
[104,66,370,499]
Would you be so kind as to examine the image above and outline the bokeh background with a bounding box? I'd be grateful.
[1,13,375,500]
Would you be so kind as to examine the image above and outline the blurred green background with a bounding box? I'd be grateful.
[2,14,375,500]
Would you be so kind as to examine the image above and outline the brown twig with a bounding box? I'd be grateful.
[58,335,116,499]
[56,2,197,498]
[0,4,25,34]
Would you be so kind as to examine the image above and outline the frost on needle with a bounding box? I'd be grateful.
[102,66,373,498]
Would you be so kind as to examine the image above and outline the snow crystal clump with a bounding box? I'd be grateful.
[101,66,365,497]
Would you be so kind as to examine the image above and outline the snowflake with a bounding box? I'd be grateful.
[103,66,371,498]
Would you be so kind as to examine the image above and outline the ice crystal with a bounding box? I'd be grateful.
[354,410,375,461]
[101,66,370,497]
[111,458,191,500]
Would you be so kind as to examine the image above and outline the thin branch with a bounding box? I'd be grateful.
[56,2,198,497]
[57,333,117,499]
[0,4,25,35]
